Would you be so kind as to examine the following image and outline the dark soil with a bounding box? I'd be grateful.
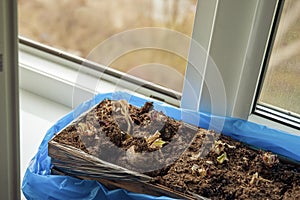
[52,99,300,199]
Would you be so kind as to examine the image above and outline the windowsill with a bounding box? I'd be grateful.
[249,114,300,136]
[20,89,71,182]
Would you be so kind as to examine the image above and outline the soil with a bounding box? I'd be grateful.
[52,99,300,199]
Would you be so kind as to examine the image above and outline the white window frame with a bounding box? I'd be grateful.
[181,0,299,133]
[182,0,278,118]
[0,0,20,199]
[19,0,300,136]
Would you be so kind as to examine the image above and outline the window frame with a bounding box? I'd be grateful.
[182,0,279,117]
[182,0,299,133]
[0,0,20,199]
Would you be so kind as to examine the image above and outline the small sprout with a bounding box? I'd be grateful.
[121,131,132,140]
[150,138,166,149]
[217,152,229,164]
[146,131,161,144]
[146,131,166,150]
[112,100,133,134]
[78,122,87,131]
[191,164,200,174]
[191,164,208,177]
[206,160,214,165]
[190,152,201,160]
[250,172,259,185]
[261,152,279,168]
[198,168,208,177]
[212,140,236,155]
[249,172,273,185]
[190,154,200,160]
[242,157,249,165]
[226,144,236,149]
[213,140,225,155]
[242,157,248,161]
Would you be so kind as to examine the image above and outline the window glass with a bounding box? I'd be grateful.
[18,0,197,92]
[259,0,300,116]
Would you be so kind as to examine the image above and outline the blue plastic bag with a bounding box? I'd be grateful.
[22,92,300,200]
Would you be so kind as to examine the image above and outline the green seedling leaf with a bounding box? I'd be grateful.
[150,138,166,149]
[146,131,161,144]
[217,152,229,164]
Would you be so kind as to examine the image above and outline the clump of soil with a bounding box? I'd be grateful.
[52,99,300,199]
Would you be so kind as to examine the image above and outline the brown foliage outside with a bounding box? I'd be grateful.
[18,0,197,92]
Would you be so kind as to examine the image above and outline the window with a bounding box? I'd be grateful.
[256,0,300,128]
[18,0,299,133]
[18,0,197,93]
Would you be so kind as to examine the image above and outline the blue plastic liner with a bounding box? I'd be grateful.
[22,92,300,200]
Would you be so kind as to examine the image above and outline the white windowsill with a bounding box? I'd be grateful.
[249,114,300,136]
[20,89,71,180]
[20,89,71,199]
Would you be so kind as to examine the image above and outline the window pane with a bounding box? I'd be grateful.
[259,0,300,116]
[18,0,197,92]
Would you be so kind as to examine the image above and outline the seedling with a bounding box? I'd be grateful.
[146,131,161,144]
[261,152,279,168]
[191,164,208,177]
[250,172,273,185]
[121,131,132,140]
[205,160,214,165]
[217,152,229,164]
[198,168,208,177]
[150,138,167,149]
[212,140,225,155]
[191,164,199,174]
[112,100,133,134]
[212,140,236,155]
[146,131,167,150]
[249,172,259,185]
